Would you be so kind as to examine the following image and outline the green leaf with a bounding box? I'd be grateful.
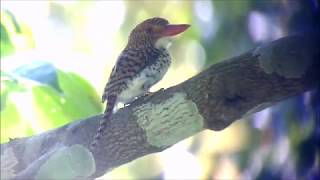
[1,71,26,111]
[0,23,15,57]
[1,68,102,142]
[1,99,20,143]
[31,85,70,129]
[56,70,102,120]
[0,73,34,143]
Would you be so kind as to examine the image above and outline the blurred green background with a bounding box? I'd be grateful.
[1,0,319,179]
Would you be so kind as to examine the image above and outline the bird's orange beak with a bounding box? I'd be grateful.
[161,24,190,36]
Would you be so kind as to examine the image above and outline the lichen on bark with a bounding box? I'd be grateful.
[134,93,204,147]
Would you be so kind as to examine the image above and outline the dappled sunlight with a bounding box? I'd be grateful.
[248,11,284,42]
[1,1,318,179]
[84,1,126,59]
[199,121,249,155]
[213,156,240,179]
[161,144,202,180]
[104,154,163,180]
[10,92,43,133]
[252,108,272,129]
[193,0,218,40]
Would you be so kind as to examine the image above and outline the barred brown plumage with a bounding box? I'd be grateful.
[90,17,190,150]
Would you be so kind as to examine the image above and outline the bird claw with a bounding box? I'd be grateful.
[143,91,153,96]
[124,94,146,106]
[124,102,130,107]
[143,88,164,99]
[124,88,165,107]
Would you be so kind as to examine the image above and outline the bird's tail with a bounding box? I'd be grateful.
[90,95,117,150]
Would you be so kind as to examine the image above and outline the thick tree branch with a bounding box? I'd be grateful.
[1,33,319,179]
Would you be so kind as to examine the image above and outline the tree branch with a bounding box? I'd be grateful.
[1,33,319,179]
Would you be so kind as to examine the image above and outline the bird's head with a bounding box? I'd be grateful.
[127,17,190,49]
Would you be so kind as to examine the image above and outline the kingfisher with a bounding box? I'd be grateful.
[91,17,190,149]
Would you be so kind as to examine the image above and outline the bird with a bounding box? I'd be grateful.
[90,17,190,149]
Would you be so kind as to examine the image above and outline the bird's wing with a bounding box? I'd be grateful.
[102,48,150,102]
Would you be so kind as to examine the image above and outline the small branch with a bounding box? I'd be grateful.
[1,33,319,179]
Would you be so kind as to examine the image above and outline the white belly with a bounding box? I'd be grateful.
[117,56,170,104]
[117,74,147,103]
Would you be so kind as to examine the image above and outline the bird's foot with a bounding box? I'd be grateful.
[142,88,164,100]
[124,102,130,107]
[124,95,145,106]
[124,88,165,106]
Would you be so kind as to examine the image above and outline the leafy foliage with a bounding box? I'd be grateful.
[1,63,102,143]
[0,10,34,58]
